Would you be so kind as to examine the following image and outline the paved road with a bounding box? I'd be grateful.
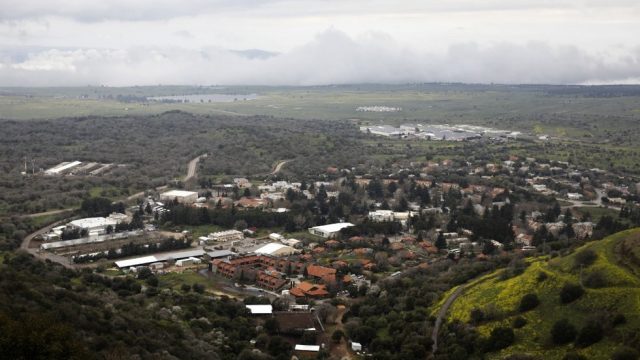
[431,285,466,355]
[19,153,205,267]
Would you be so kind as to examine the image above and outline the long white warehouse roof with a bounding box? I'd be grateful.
[309,222,354,233]
[161,190,198,197]
[115,248,206,268]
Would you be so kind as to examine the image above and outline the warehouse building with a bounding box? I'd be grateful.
[159,190,198,204]
[308,222,354,238]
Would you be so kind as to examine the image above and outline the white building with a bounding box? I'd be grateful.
[44,161,82,175]
[269,233,285,242]
[308,222,354,238]
[368,210,394,222]
[246,304,273,315]
[204,230,244,244]
[254,243,297,257]
[567,193,583,201]
[67,214,127,236]
[160,190,198,204]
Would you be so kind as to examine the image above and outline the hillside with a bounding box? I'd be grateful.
[442,228,640,359]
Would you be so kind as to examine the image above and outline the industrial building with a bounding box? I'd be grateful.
[204,229,244,243]
[308,222,354,238]
[254,243,297,257]
[67,213,128,236]
[159,190,198,204]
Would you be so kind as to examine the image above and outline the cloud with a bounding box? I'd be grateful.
[2,0,639,22]
[1,30,639,86]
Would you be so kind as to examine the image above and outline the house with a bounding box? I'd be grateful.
[275,312,317,334]
[290,281,329,298]
[235,197,267,208]
[233,178,251,188]
[306,264,338,283]
[308,222,354,238]
[159,190,198,204]
[245,304,272,315]
[351,342,363,352]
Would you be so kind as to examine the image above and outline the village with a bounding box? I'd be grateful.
[27,152,640,358]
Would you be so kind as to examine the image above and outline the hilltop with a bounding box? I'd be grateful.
[439,228,640,359]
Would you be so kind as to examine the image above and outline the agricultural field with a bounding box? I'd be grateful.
[442,228,640,359]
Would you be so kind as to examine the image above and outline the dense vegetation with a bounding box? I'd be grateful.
[0,251,257,359]
[438,228,640,359]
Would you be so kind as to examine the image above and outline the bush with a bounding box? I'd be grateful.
[551,319,577,345]
[331,329,344,343]
[584,271,607,288]
[537,271,548,282]
[512,316,528,329]
[575,321,604,348]
[563,352,588,360]
[470,308,485,325]
[574,249,597,268]
[560,283,584,304]
[486,327,515,352]
[612,347,640,360]
[518,293,540,312]
[612,314,627,327]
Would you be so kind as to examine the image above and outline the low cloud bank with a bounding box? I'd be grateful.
[1,30,639,86]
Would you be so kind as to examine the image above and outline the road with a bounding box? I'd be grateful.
[184,154,206,182]
[270,160,290,175]
[19,218,75,268]
[431,285,466,355]
[19,153,205,267]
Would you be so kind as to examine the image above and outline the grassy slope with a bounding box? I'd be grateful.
[444,228,640,359]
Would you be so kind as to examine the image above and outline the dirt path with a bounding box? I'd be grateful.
[271,160,291,175]
[431,285,466,355]
[184,154,206,182]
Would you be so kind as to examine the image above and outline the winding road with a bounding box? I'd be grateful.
[431,285,466,355]
[270,160,291,175]
[18,154,206,267]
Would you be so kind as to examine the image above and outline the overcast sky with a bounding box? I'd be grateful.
[1,0,639,86]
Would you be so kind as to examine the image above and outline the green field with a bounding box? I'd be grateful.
[441,228,640,359]
[3,84,640,144]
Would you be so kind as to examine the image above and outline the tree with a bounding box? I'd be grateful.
[332,329,344,343]
[575,320,603,348]
[560,283,584,304]
[612,347,640,360]
[518,293,540,312]
[486,327,515,351]
[551,319,577,345]
[435,232,447,249]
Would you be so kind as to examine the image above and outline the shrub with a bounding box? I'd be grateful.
[470,308,485,325]
[612,347,640,360]
[584,270,607,288]
[512,316,528,329]
[536,271,548,282]
[486,327,515,352]
[612,314,627,327]
[575,321,604,347]
[563,352,588,360]
[574,249,597,268]
[560,283,584,304]
[331,329,344,343]
[551,319,577,345]
[518,293,540,312]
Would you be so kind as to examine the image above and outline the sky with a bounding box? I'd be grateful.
[0,0,639,86]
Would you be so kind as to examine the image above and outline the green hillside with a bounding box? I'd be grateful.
[443,228,640,359]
